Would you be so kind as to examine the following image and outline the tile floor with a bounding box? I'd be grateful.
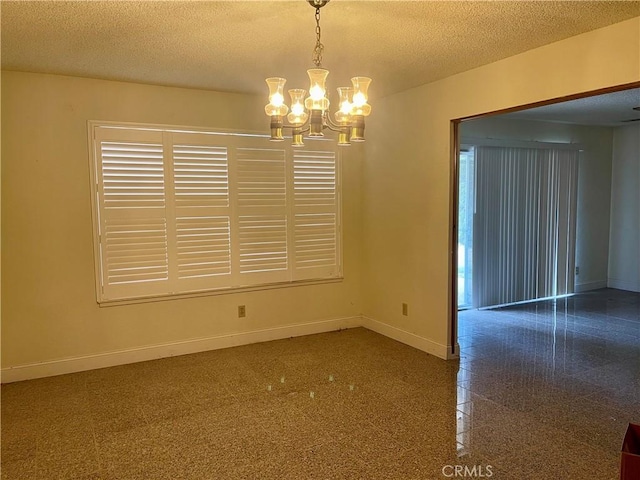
[457,288,639,479]
[1,288,638,479]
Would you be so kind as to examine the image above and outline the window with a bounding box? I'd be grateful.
[89,122,341,303]
[457,146,475,309]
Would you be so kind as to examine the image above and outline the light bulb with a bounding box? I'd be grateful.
[271,92,284,107]
[310,84,325,101]
[353,92,366,107]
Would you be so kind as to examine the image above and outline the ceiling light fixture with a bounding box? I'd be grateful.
[265,0,372,147]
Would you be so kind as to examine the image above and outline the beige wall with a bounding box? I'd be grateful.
[2,17,639,378]
[609,124,640,292]
[362,18,640,354]
[1,72,364,374]
[460,117,615,293]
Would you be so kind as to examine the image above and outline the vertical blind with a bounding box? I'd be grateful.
[472,146,578,308]
[90,124,341,303]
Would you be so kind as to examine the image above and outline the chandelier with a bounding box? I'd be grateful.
[264,0,372,147]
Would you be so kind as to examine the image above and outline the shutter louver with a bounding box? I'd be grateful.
[237,148,287,208]
[292,149,339,280]
[238,215,288,273]
[101,142,165,209]
[293,150,336,207]
[294,213,337,268]
[173,144,229,208]
[104,218,169,284]
[176,216,231,279]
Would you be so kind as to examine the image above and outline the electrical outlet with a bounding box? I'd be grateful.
[402,303,408,316]
[575,266,580,275]
[238,305,246,318]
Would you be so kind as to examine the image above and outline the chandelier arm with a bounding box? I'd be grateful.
[323,114,344,131]
[279,121,312,132]
[324,124,345,134]
[287,125,311,134]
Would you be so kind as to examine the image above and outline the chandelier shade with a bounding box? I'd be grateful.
[265,77,288,117]
[287,89,309,126]
[264,0,372,147]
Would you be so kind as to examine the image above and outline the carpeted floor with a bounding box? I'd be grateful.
[1,288,638,479]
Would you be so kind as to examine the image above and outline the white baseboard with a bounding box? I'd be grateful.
[362,316,458,360]
[607,277,640,293]
[1,316,362,383]
[1,315,459,383]
[574,280,607,293]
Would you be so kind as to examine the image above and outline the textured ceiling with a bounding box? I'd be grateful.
[1,1,639,100]
[500,88,640,126]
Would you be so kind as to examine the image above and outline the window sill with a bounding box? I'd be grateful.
[97,277,344,307]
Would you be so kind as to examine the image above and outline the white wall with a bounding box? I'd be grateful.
[608,124,640,292]
[362,17,640,358]
[460,117,614,293]
[1,72,364,381]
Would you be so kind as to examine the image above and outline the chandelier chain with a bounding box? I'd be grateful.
[312,6,324,68]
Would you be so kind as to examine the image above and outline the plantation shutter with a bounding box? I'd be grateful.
[93,127,169,300]
[91,123,342,303]
[292,148,341,280]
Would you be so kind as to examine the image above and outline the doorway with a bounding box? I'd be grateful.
[450,83,640,356]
